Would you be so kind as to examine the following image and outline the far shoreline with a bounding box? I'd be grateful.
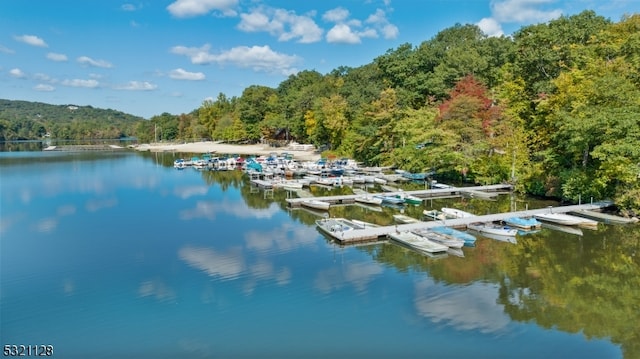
[132,141,322,162]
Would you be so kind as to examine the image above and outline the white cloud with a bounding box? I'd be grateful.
[171,44,300,75]
[169,68,206,80]
[77,56,113,68]
[477,17,504,37]
[61,78,99,88]
[381,23,399,39]
[323,7,398,43]
[322,7,350,23]
[14,34,48,47]
[490,0,563,23]
[0,45,15,54]
[34,73,53,82]
[366,9,399,39]
[114,81,157,91]
[167,0,238,18]
[121,3,139,11]
[34,84,55,92]
[238,7,323,43]
[326,24,362,44]
[47,52,68,62]
[9,68,26,78]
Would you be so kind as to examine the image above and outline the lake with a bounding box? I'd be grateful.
[1,150,638,359]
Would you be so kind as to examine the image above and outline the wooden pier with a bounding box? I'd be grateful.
[321,202,614,244]
[286,184,512,208]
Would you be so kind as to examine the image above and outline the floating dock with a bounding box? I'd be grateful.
[569,209,638,225]
[320,202,614,244]
[286,184,511,208]
[43,144,127,151]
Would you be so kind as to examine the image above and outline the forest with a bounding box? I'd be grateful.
[0,99,142,140]
[138,11,639,213]
[2,11,639,213]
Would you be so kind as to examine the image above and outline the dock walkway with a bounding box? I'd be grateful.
[326,202,613,244]
[286,184,511,208]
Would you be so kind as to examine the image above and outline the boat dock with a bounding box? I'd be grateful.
[286,184,511,208]
[43,144,127,151]
[323,202,613,244]
[569,209,638,224]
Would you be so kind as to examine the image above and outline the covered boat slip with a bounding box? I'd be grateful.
[319,202,613,244]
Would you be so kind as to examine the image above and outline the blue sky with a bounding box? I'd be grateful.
[1,0,636,119]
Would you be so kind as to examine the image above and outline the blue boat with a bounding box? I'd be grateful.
[401,170,435,181]
[374,195,405,205]
[431,226,477,247]
[246,160,263,172]
[504,216,542,230]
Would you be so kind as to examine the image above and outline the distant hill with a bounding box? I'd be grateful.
[0,99,144,140]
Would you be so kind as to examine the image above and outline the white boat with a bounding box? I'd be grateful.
[441,207,476,218]
[301,200,330,211]
[413,229,465,249]
[315,218,357,240]
[423,209,457,221]
[350,219,380,228]
[392,214,420,224]
[354,195,383,206]
[313,177,335,186]
[431,226,477,246]
[467,222,518,237]
[388,231,449,255]
[534,212,590,226]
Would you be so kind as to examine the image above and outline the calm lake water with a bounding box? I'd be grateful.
[1,150,638,359]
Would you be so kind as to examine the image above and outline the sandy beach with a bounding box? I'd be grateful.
[133,141,322,162]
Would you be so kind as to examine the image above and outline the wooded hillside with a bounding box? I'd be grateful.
[137,11,638,211]
[0,99,143,140]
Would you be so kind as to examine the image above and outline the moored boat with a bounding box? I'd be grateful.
[354,195,383,206]
[413,229,465,249]
[301,199,330,211]
[504,216,542,230]
[374,195,405,205]
[423,209,457,221]
[395,191,422,205]
[315,218,356,241]
[387,231,449,255]
[441,207,476,218]
[534,212,589,226]
[431,226,477,247]
[467,222,518,237]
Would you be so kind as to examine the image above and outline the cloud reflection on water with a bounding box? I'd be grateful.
[138,278,177,303]
[244,223,319,253]
[85,197,118,212]
[414,279,511,334]
[180,200,281,221]
[314,262,383,294]
[178,245,246,281]
[178,245,293,297]
[173,185,209,199]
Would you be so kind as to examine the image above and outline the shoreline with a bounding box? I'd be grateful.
[133,141,322,162]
